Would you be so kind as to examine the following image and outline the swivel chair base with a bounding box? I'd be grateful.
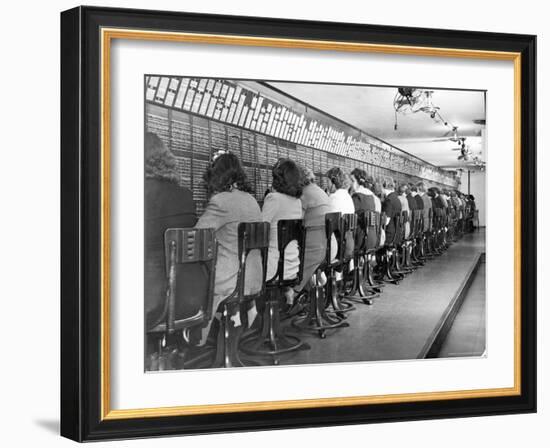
[209,305,263,368]
[240,291,310,365]
[293,277,349,339]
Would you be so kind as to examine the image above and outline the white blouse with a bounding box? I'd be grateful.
[328,188,355,215]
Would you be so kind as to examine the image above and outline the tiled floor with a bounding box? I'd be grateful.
[276,229,486,366]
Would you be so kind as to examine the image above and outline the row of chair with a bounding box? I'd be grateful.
[147,204,469,370]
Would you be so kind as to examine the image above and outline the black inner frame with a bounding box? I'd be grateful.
[60,6,537,442]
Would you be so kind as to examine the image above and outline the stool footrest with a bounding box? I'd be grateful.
[292,316,350,332]
[344,293,379,304]
[241,330,310,358]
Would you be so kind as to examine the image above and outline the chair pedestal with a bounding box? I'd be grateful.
[400,242,417,271]
[342,254,380,305]
[325,266,356,318]
[210,302,261,368]
[364,251,386,291]
[377,247,402,285]
[240,288,310,365]
[392,244,412,277]
[293,271,349,339]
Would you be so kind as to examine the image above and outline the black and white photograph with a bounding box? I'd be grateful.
[144,77,486,371]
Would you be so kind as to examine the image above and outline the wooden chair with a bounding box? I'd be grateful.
[342,210,380,305]
[293,212,349,339]
[410,209,425,266]
[394,211,415,275]
[364,210,386,290]
[378,213,404,284]
[326,213,357,318]
[447,206,457,242]
[212,222,270,368]
[424,207,437,257]
[433,208,446,252]
[240,219,310,365]
[146,228,217,370]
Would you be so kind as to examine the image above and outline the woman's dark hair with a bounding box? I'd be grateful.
[203,152,252,195]
[326,167,348,189]
[350,167,374,189]
[272,158,302,198]
[428,187,441,197]
[350,168,367,186]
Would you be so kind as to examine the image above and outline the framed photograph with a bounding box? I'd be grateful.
[60,6,536,441]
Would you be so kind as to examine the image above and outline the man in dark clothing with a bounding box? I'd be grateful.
[382,179,402,245]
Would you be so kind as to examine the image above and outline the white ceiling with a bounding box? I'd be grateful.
[267,82,486,170]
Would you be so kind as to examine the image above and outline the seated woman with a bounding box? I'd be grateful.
[194,152,263,340]
[144,133,198,366]
[326,167,354,259]
[290,167,332,300]
[144,132,197,328]
[397,183,411,239]
[262,159,303,282]
[382,179,402,245]
[407,184,421,235]
[326,167,355,214]
[350,168,377,249]
[373,180,386,246]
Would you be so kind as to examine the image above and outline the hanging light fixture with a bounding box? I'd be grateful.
[418,91,440,118]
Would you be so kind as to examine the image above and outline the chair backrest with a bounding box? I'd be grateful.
[236,221,270,301]
[341,213,357,261]
[411,210,418,235]
[342,213,357,233]
[392,213,402,246]
[355,210,367,252]
[434,207,444,229]
[411,209,420,237]
[162,228,217,334]
[270,219,306,286]
[325,212,342,262]
[365,210,381,250]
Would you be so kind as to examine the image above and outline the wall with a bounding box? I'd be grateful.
[146,76,459,188]
[461,170,487,227]
[0,1,545,448]
[146,102,456,215]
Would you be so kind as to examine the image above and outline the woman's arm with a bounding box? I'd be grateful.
[195,194,227,230]
[261,193,279,224]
